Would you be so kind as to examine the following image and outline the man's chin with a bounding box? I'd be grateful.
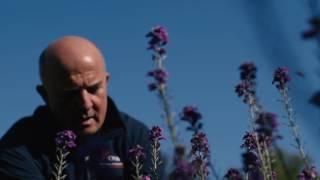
[77,126,99,136]
[76,118,101,135]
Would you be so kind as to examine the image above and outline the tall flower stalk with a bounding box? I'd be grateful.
[149,126,165,180]
[128,145,146,180]
[235,62,275,180]
[273,67,319,179]
[52,130,77,180]
[146,26,179,147]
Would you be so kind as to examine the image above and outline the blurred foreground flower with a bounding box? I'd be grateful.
[141,175,151,180]
[52,130,77,180]
[179,105,203,134]
[299,166,318,180]
[149,126,165,180]
[224,168,243,180]
[171,159,195,180]
[190,132,210,179]
[128,145,146,180]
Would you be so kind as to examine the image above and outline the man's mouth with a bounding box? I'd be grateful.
[80,118,94,126]
[80,116,96,125]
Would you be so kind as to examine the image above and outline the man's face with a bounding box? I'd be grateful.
[43,56,108,136]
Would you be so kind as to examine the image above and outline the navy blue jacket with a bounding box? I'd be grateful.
[0,98,152,180]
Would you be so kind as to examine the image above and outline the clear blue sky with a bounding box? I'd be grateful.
[1,0,320,177]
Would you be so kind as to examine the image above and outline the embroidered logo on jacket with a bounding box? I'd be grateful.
[99,150,123,168]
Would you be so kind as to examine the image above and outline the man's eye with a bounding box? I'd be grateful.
[87,85,99,94]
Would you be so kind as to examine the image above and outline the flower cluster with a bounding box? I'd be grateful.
[147,69,169,91]
[241,112,280,151]
[128,145,146,160]
[189,132,210,179]
[224,168,243,180]
[149,126,165,179]
[52,130,77,180]
[149,126,166,142]
[190,132,210,157]
[241,132,258,151]
[239,62,257,82]
[256,112,281,148]
[171,159,196,180]
[141,175,151,180]
[235,62,257,104]
[299,166,318,180]
[128,145,146,180]
[55,130,77,150]
[242,151,261,173]
[146,26,169,50]
[179,105,203,133]
[272,67,291,90]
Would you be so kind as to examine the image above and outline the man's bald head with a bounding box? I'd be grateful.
[39,36,107,86]
[37,36,109,136]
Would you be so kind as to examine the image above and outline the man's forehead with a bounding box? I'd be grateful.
[54,77,106,92]
[40,36,107,86]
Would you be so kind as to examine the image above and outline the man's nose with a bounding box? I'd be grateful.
[79,89,93,110]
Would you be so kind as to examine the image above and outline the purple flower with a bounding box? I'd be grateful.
[299,166,318,180]
[272,67,291,90]
[128,144,145,160]
[224,168,243,180]
[241,132,257,151]
[239,62,257,81]
[172,159,196,180]
[235,82,253,104]
[149,126,165,142]
[242,151,261,172]
[191,157,209,177]
[256,112,278,130]
[55,130,77,149]
[255,112,281,145]
[146,26,169,49]
[141,175,151,180]
[148,83,158,91]
[180,106,202,126]
[147,69,168,84]
[191,132,210,156]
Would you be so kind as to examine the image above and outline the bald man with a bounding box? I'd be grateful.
[0,36,153,180]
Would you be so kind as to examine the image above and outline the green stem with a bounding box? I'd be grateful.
[281,88,309,168]
[151,141,160,180]
[133,156,142,180]
[248,94,270,180]
[154,54,178,147]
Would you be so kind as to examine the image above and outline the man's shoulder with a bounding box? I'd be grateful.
[0,116,36,148]
[119,112,149,132]
[0,106,52,150]
[118,112,150,145]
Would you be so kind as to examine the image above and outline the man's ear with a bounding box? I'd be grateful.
[36,85,48,103]
[105,72,110,82]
